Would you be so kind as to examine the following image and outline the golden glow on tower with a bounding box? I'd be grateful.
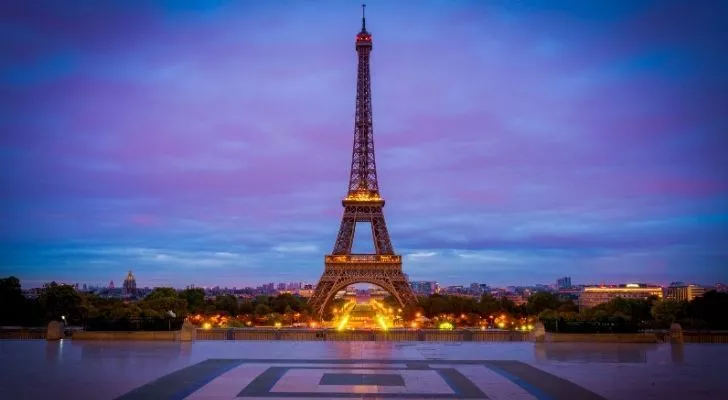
[344,191,381,202]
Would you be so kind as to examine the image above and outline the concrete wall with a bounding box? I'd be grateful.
[547,333,659,343]
[50,328,726,343]
[72,331,178,341]
[195,329,529,342]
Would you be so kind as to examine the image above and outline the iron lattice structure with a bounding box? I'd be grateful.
[309,6,417,318]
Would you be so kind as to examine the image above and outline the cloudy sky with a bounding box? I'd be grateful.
[1,0,726,288]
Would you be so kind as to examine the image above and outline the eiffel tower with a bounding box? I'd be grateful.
[309,5,417,318]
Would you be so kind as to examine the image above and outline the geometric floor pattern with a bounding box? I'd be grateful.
[116,359,606,400]
[3,341,726,399]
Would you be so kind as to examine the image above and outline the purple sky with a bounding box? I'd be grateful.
[1,0,727,289]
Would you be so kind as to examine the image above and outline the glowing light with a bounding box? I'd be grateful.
[377,315,389,331]
[310,322,318,328]
[416,312,422,318]
[410,322,418,329]
[626,283,640,288]
[497,322,505,329]
[274,322,282,329]
[460,314,466,319]
[202,322,212,330]
[439,322,454,330]
[527,324,533,330]
[344,191,381,201]
[337,315,350,331]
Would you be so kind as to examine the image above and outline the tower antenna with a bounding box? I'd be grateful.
[361,4,366,31]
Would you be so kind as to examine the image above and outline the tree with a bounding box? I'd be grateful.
[0,276,25,324]
[479,294,500,316]
[651,300,687,327]
[180,288,206,313]
[271,293,301,314]
[254,303,272,317]
[687,291,728,329]
[38,282,86,324]
[145,287,179,301]
[526,292,561,315]
[142,297,187,318]
[214,295,239,316]
[498,297,517,315]
[239,301,254,315]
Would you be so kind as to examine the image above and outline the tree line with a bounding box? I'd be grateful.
[0,276,312,327]
[2,276,727,330]
[392,291,728,330]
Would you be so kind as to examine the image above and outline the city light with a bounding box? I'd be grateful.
[202,322,212,330]
[439,322,454,330]
[377,315,389,331]
[337,315,350,331]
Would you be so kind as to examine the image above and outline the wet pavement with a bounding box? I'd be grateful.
[0,340,722,399]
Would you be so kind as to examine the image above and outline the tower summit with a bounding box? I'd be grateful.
[348,3,377,200]
[309,6,417,318]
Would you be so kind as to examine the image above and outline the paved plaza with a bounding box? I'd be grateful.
[0,340,723,399]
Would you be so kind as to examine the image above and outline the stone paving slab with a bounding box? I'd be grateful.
[120,359,603,399]
[0,340,725,399]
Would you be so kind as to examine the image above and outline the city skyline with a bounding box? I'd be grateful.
[2,0,727,288]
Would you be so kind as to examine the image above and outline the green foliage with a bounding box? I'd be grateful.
[4,276,727,332]
[145,287,179,301]
[526,292,561,315]
[142,296,188,318]
[0,276,25,324]
[214,295,239,316]
[651,300,687,326]
[224,319,247,328]
[180,288,206,312]
[686,291,728,329]
[239,300,254,315]
[38,282,87,324]
[586,297,655,323]
[270,293,307,314]
[254,303,272,317]
[478,294,501,316]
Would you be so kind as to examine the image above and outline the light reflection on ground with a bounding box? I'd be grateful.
[0,340,724,399]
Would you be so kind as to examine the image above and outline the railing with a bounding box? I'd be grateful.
[653,330,728,344]
[325,254,402,263]
[684,331,728,343]
[0,328,47,340]
[194,328,531,342]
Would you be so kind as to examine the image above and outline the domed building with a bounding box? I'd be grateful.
[123,270,137,297]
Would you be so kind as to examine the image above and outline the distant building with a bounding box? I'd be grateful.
[409,281,438,295]
[556,277,572,289]
[665,284,705,302]
[298,284,314,298]
[123,271,137,296]
[579,284,663,309]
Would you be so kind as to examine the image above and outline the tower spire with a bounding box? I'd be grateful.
[361,4,367,32]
